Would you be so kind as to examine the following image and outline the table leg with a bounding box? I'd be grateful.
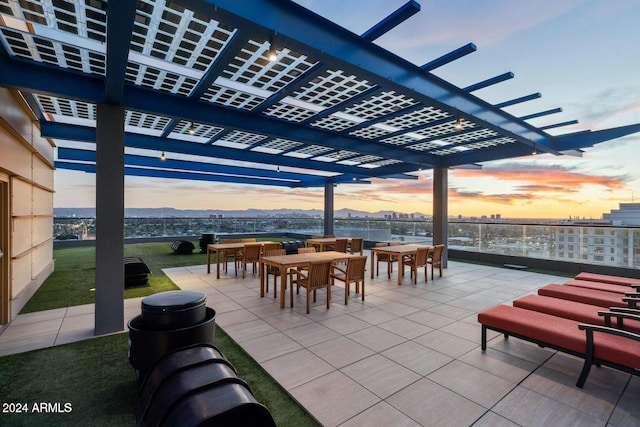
[279,266,286,309]
[216,250,221,280]
[370,252,375,279]
[207,248,211,274]
[398,259,403,286]
[259,261,265,297]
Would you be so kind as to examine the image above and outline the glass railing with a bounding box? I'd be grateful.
[53,217,640,269]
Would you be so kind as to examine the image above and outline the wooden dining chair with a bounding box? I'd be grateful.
[402,246,430,284]
[240,243,262,278]
[263,248,286,297]
[261,242,282,254]
[375,242,398,279]
[220,238,242,273]
[289,260,333,313]
[297,247,316,254]
[348,238,364,255]
[428,244,445,279]
[332,238,349,253]
[331,256,367,305]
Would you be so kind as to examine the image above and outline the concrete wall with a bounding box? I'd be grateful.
[0,89,55,323]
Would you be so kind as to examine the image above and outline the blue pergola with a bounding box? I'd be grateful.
[0,0,638,334]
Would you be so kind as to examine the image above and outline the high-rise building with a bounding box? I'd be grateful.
[554,203,640,268]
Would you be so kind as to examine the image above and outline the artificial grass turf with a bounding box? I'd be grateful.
[10,241,320,426]
[0,327,319,426]
[21,242,205,313]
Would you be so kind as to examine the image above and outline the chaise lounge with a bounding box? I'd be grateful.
[478,304,640,388]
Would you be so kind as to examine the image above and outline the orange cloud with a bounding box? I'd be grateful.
[453,164,628,191]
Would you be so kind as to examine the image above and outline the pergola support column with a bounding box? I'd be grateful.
[433,167,448,267]
[94,103,125,335]
[324,182,334,236]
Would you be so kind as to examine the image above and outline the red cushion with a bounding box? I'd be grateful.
[513,294,640,334]
[538,284,627,308]
[575,272,640,287]
[593,331,640,369]
[564,279,631,294]
[478,305,585,354]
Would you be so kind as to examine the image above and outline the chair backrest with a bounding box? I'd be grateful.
[431,244,445,264]
[350,238,364,253]
[243,243,262,261]
[306,260,333,289]
[334,238,348,253]
[262,243,282,253]
[345,256,367,281]
[375,242,391,260]
[389,241,402,246]
[323,235,335,238]
[310,235,324,239]
[297,247,316,254]
[415,247,430,266]
[223,238,242,243]
[264,249,286,257]
[241,237,257,243]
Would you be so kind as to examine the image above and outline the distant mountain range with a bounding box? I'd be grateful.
[53,207,430,219]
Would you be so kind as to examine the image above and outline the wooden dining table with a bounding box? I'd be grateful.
[305,237,339,252]
[206,241,277,278]
[260,251,356,309]
[370,244,434,285]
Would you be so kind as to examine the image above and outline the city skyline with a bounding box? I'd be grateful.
[53,0,640,219]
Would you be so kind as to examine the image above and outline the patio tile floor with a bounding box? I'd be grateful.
[1,256,638,426]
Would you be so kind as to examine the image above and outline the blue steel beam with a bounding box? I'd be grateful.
[540,120,579,131]
[55,159,367,188]
[0,55,105,102]
[42,122,377,177]
[251,63,326,114]
[188,30,251,100]
[104,1,137,103]
[553,124,640,151]
[463,72,514,92]
[57,147,333,183]
[361,1,421,41]
[439,142,536,167]
[494,93,541,108]
[55,161,301,187]
[519,108,562,121]
[299,86,381,125]
[421,43,477,72]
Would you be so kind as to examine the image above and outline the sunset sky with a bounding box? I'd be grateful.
[53,0,640,219]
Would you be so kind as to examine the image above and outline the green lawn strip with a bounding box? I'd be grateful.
[0,333,136,426]
[21,242,206,313]
[0,329,319,426]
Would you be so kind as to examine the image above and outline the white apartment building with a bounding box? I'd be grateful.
[554,203,640,268]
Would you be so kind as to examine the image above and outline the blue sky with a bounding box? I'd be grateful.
[54,0,640,218]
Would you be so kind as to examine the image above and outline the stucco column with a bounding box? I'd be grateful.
[94,103,125,335]
[324,182,334,236]
[433,167,448,267]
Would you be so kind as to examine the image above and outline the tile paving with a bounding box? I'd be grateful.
[1,254,638,426]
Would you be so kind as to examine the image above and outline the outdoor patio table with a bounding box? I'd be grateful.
[370,244,433,286]
[305,237,337,252]
[260,251,356,308]
[206,241,276,279]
